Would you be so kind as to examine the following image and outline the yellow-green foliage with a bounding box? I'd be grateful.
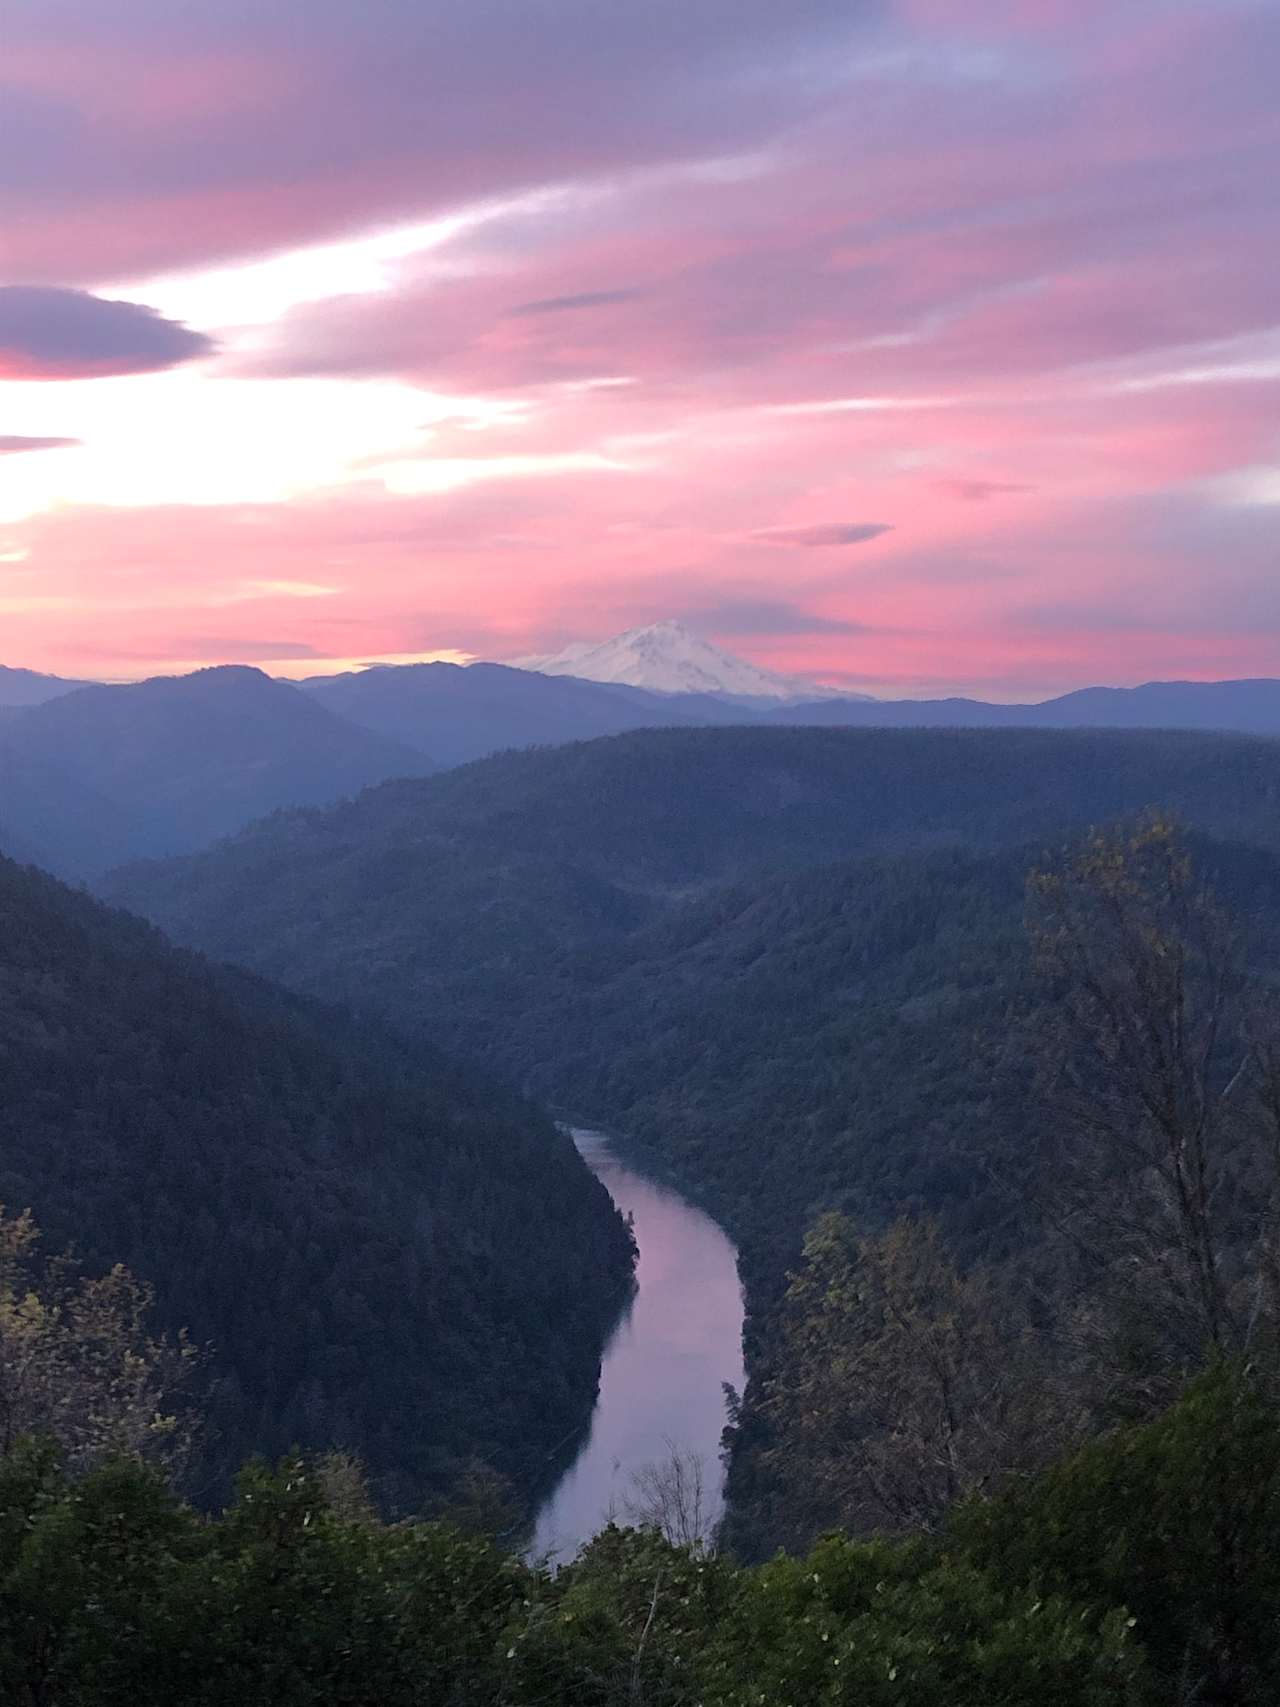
[0,1207,196,1472]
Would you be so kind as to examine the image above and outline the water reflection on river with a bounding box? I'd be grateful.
[531,1129,746,1563]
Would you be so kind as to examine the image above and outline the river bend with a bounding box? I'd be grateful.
[532,1129,746,1561]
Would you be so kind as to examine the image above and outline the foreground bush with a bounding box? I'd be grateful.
[0,1442,1143,1707]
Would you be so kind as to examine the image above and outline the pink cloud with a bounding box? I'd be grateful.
[233,12,1278,415]
[0,434,80,454]
[3,0,876,283]
[6,358,1279,696]
[4,0,1278,698]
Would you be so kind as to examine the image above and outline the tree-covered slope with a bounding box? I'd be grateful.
[0,738,140,874]
[107,727,1280,1294]
[0,855,633,1510]
[111,725,1280,941]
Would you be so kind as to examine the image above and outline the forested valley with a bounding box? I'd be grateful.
[111,726,1280,1346]
[13,725,1280,1700]
[9,811,1280,1700]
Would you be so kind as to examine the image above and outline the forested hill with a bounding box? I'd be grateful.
[112,724,1280,915]
[0,854,634,1512]
[108,726,1280,1277]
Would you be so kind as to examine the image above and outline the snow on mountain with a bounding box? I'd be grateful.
[512,621,858,703]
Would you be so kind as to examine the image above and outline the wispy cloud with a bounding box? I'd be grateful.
[749,522,893,548]
[507,289,646,317]
[933,480,1032,503]
[0,435,81,455]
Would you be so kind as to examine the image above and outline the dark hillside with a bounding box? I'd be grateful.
[109,724,1280,1006]
[0,739,139,872]
[0,855,633,1510]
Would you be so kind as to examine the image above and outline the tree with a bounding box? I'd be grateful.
[0,1442,204,1707]
[1024,815,1280,1413]
[950,1362,1280,1707]
[752,1214,1069,1541]
[506,1521,1142,1707]
[0,1209,198,1476]
[1029,815,1244,1363]
[623,1443,716,1552]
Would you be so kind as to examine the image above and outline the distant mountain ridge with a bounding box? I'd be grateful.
[299,659,1280,774]
[8,648,1280,885]
[0,663,86,707]
[17,637,1280,735]
[297,658,726,767]
[773,676,1280,733]
[0,665,434,877]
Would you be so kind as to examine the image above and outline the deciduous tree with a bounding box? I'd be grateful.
[0,1208,198,1475]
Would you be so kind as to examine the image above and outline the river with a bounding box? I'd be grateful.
[531,1129,746,1563]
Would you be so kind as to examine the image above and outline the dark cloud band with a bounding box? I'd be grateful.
[0,287,213,380]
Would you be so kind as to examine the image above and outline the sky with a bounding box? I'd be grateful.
[2,0,1278,698]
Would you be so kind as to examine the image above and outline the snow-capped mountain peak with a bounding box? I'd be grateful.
[511,620,854,703]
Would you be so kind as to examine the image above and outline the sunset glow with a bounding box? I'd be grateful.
[4,0,1278,695]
